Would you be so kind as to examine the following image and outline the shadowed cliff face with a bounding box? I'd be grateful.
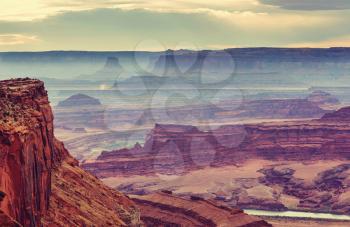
[0,78,141,227]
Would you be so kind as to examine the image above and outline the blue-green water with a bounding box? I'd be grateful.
[245,209,350,221]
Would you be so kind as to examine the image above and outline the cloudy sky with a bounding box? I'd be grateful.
[0,0,350,51]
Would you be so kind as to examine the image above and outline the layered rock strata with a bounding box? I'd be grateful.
[84,106,350,178]
[0,78,141,226]
[132,192,272,227]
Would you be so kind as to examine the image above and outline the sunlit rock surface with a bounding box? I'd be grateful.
[0,78,141,226]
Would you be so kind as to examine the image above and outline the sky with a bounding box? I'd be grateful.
[0,0,350,51]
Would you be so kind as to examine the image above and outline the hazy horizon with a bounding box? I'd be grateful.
[2,46,350,53]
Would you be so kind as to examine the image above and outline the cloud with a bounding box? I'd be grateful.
[0,0,261,21]
[0,3,349,50]
[259,0,350,11]
[0,34,38,45]
[183,8,334,30]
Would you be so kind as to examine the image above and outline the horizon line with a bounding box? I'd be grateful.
[1,46,350,53]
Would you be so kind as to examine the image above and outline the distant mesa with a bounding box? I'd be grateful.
[57,93,101,107]
[151,50,235,79]
[321,106,350,121]
[236,98,328,119]
[3,48,350,83]
[152,50,182,77]
[55,94,106,129]
[79,56,123,81]
[307,90,340,106]
[97,56,123,74]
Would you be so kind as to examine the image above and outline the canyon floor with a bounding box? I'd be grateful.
[101,159,350,226]
[102,159,349,211]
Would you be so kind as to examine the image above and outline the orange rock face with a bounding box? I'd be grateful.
[0,78,68,226]
[42,160,141,226]
[0,78,141,226]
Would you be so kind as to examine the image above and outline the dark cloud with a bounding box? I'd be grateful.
[260,0,350,10]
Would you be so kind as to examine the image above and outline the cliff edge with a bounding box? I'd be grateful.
[0,78,141,226]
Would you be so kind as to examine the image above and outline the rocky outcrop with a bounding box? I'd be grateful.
[132,192,272,227]
[321,106,350,122]
[102,57,123,72]
[235,98,328,118]
[42,160,140,226]
[0,78,141,226]
[54,94,106,129]
[0,78,69,226]
[82,124,223,177]
[83,106,350,178]
[307,90,340,106]
[152,50,182,77]
[78,56,123,81]
[0,78,273,227]
[57,93,101,107]
[258,164,350,214]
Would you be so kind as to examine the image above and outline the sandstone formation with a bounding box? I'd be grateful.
[235,98,329,118]
[132,191,272,227]
[321,106,350,122]
[83,107,350,178]
[57,93,101,107]
[54,93,106,129]
[79,56,123,81]
[56,92,333,163]
[257,164,350,214]
[152,50,182,77]
[41,160,140,226]
[82,106,350,215]
[0,78,141,226]
[307,90,340,106]
[0,78,69,226]
[0,78,273,227]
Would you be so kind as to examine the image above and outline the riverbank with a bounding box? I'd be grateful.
[245,209,350,227]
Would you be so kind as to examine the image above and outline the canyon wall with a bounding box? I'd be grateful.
[0,78,69,226]
[132,191,272,227]
[81,107,350,215]
[0,78,141,226]
[83,107,350,178]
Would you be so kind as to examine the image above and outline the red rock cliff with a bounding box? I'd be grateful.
[132,192,272,227]
[83,107,350,178]
[0,78,69,226]
[0,78,141,226]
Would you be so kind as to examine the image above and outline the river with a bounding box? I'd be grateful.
[244,209,350,221]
